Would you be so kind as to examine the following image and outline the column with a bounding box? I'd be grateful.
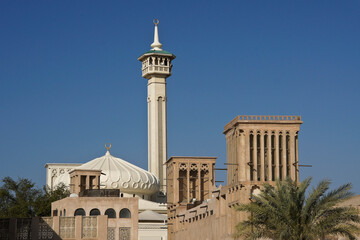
[97,215,108,240]
[234,131,240,182]
[252,132,257,181]
[230,134,235,183]
[239,130,246,181]
[75,216,82,239]
[245,130,251,181]
[295,132,299,182]
[290,131,296,181]
[52,216,60,235]
[226,134,231,183]
[174,163,179,203]
[282,133,287,178]
[186,165,190,203]
[260,132,265,181]
[86,175,90,190]
[198,165,201,201]
[274,132,280,180]
[267,132,272,181]
[208,163,213,191]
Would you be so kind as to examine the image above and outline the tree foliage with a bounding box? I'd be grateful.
[0,177,69,218]
[234,177,360,240]
[34,183,70,216]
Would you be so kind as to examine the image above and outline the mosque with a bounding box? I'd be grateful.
[44,20,173,240]
[26,20,359,240]
[44,19,305,240]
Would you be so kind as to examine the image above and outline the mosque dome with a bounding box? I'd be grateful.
[74,145,160,195]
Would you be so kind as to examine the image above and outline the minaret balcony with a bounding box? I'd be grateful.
[142,64,172,78]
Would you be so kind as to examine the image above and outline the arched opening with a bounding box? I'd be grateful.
[74,208,85,216]
[52,210,58,216]
[105,208,116,219]
[90,208,100,216]
[119,208,131,218]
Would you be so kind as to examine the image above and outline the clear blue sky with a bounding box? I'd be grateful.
[1,1,359,193]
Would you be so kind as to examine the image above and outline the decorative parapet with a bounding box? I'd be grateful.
[142,64,171,77]
[82,216,97,238]
[224,115,303,133]
[237,115,301,121]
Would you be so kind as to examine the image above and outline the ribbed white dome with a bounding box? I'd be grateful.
[75,151,160,195]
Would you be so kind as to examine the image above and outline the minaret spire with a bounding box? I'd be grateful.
[150,19,163,50]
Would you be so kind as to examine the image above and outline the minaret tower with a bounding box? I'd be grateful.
[138,20,176,193]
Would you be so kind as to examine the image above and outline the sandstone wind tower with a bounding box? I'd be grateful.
[138,20,175,193]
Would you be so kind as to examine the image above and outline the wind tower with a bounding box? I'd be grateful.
[138,20,176,193]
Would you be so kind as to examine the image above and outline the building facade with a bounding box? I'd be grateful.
[166,116,303,240]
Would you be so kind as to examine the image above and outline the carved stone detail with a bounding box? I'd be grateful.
[38,217,54,239]
[201,164,209,172]
[59,217,75,239]
[107,227,115,240]
[190,164,198,171]
[82,216,97,238]
[16,218,32,239]
[119,227,131,240]
[179,163,187,171]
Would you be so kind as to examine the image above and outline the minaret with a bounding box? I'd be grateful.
[138,20,176,193]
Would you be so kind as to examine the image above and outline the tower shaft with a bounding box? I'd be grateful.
[147,77,167,192]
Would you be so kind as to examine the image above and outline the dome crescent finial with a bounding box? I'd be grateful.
[105,143,112,151]
[153,19,159,26]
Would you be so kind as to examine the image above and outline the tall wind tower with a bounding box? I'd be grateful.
[138,20,176,193]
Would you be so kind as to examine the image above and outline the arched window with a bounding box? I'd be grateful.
[74,208,85,216]
[64,209,66,216]
[119,208,131,218]
[105,208,116,219]
[90,208,100,216]
[53,210,58,216]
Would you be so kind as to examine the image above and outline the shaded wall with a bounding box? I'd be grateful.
[0,216,107,240]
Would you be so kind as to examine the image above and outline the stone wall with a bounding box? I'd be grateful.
[0,215,109,240]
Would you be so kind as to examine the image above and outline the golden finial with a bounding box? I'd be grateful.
[153,19,159,26]
[105,143,112,151]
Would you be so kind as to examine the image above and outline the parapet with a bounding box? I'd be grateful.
[224,115,303,133]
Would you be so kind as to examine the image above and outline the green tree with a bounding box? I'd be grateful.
[34,183,70,216]
[0,177,41,218]
[0,177,69,218]
[234,177,360,240]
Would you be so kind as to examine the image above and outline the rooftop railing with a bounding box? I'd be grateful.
[79,189,120,197]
